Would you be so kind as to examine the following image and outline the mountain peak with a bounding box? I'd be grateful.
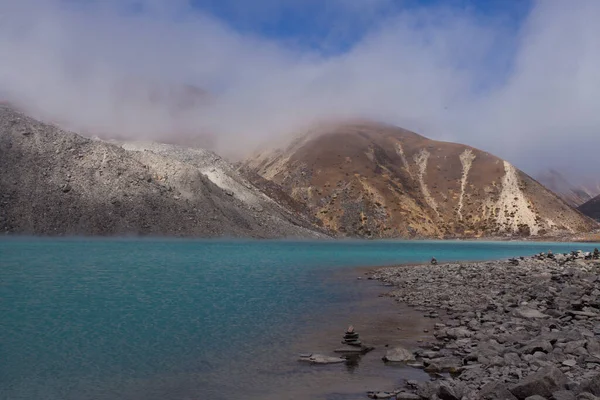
[244,122,596,238]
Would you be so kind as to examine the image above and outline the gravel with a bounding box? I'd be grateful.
[368,249,600,399]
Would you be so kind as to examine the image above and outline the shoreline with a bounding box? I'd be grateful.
[359,248,600,399]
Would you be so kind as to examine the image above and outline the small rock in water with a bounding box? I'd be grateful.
[298,354,345,364]
[383,347,416,363]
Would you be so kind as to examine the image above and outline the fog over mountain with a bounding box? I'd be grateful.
[0,0,599,183]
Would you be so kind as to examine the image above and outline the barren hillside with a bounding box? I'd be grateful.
[245,121,596,238]
[0,106,324,238]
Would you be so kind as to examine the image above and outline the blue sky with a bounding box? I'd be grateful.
[194,0,532,54]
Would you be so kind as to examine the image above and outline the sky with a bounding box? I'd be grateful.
[0,0,599,182]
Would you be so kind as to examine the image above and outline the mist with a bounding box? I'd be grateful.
[0,0,599,182]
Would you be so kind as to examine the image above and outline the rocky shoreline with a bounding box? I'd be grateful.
[366,249,600,400]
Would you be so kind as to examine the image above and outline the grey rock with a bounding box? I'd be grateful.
[510,366,568,399]
[579,375,600,396]
[522,340,554,355]
[383,347,415,362]
[515,307,550,319]
[437,381,466,400]
[298,354,345,364]
[552,390,576,400]
[0,106,327,238]
[577,393,600,400]
[479,381,518,400]
[395,393,421,400]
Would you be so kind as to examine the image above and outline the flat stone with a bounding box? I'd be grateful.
[562,359,577,367]
[367,391,396,399]
[514,307,550,319]
[395,393,421,400]
[298,354,345,364]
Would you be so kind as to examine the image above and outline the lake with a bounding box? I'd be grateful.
[1,238,598,399]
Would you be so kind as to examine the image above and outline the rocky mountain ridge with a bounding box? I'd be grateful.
[0,106,325,238]
[537,169,600,208]
[1,107,596,239]
[580,195,600,222]
[244,121,596,239]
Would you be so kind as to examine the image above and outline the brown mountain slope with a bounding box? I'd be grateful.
[244,121,596,238]
[579,195,600,221]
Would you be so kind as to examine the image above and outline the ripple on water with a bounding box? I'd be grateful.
[2,238,599,399]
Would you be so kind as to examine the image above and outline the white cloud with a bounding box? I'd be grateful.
[0,0,599,181]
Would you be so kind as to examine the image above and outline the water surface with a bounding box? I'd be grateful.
[1,239,598,399]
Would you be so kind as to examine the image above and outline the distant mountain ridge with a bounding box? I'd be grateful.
[579,194,600,222]
[536,169,600,207]
[244,120,596,239]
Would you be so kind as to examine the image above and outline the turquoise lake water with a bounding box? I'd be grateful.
[1,238,599,400]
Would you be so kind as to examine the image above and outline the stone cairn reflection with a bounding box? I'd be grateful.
[342,325,362,347]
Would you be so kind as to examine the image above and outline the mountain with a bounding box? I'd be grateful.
[0,105,325,238]
[579,194,600,221]
[116,141,324,232]
[244,120,597,238]
[536,169,600,207]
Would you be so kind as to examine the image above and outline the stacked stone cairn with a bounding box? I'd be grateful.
[342,325,362,347]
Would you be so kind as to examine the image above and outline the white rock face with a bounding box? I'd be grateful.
[495,161,540,235]
[117,141,323,237]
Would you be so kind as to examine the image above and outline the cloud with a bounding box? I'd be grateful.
[0,0,599,181]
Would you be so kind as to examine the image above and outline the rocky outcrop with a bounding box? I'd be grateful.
[116,141,322,234]
[0,106,325,238]
[370,250,600,399]
[245,120,596,238]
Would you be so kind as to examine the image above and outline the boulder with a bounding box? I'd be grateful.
[510,366,567,399]
[521,340,554,355]
[479,381,518,400]
[579,375,600,396]
[551,390,576,400]
[437,381,466,400]
[383,346,415,362]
